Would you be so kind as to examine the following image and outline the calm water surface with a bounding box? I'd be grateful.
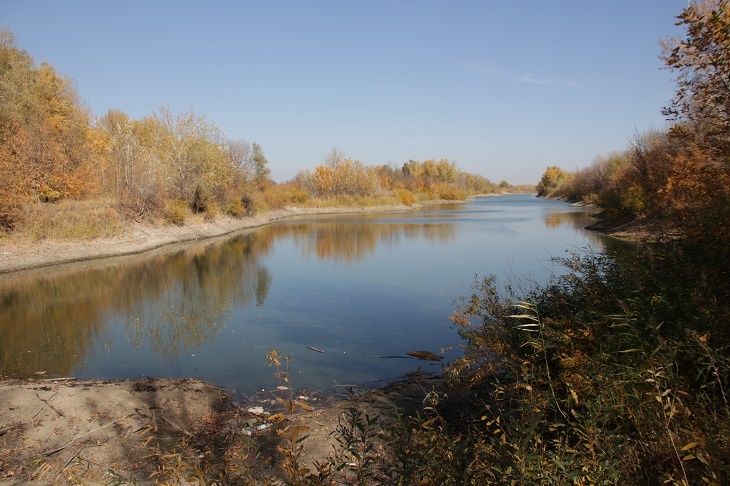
[0,195,604,395]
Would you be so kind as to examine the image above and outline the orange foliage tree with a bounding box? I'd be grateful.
[0,27,97,229]
[659,0,730,244]
[542,1,730,245]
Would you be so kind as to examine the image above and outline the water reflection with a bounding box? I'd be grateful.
[0,233,271,376]
[0,196,603,392]
[0,219,458,377]
[279,221,456,261]
[543,208,598,229]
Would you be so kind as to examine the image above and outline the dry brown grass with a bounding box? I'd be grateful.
[17,199,124,241]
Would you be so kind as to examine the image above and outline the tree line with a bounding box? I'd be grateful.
[0,26,523,236]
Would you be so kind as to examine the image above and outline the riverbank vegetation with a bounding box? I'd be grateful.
[0,27,529,242]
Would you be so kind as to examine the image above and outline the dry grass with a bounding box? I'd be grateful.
[18,199,124,241]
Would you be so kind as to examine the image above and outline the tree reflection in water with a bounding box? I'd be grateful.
[0,232,272,376]
[0,219,454,377]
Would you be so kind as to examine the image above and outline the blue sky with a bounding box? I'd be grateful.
[2,1,686,184]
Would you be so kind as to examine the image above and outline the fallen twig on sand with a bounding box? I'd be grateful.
[36,391,65,417]
[54,445,87,480]
[0,423,22,436]
[159,414,192,436]
[43,414,133,457]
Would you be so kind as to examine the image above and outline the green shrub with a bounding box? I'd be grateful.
[621,183,646,215]
[225,198,245,218]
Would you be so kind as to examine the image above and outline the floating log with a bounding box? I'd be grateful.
[407,350,443,361]
[307,346,324,353]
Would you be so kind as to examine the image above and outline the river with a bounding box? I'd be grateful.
[0,194,604,396]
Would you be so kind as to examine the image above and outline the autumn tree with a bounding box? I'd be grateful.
[227,139,252,184]
[659,0,730,244]
[662,0,730,160]
[536,166,572,197]
[324,147,346,167]
[0,27,95,229]
[96,109,163,217]
[402,160,424,179]
[296,149,381,198]
[153,106,212,203]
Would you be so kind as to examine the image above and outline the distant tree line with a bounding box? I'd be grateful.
[295,148,501,205]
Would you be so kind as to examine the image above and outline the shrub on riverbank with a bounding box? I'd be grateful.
[442,245,729,484]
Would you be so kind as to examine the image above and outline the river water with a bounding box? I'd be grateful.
[0,195,604,395]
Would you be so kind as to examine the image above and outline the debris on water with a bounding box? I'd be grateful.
[247,406,265,415]
[307,346,324,353]
[407,350,443,361]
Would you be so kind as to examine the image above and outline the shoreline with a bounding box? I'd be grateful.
[0,203,417,275]
[0,194,525,276]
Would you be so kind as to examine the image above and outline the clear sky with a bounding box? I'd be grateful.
[1,1,687,185]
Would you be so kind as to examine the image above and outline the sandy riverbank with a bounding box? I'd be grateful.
[0,373,446,484]
[0,204,417,275]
